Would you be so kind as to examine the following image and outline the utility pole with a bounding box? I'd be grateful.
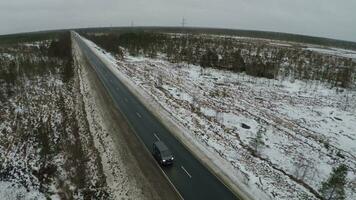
[131,20,134,27]
[181,17,188,37]
[181,17,186,28]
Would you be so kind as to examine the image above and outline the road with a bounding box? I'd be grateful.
[74,33,239,200]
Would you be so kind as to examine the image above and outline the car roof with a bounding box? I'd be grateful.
[154,141,169,152]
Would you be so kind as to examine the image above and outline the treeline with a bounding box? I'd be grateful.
[47,32,74,82]
[84,32,355,88]
[0,30,69,46]
[83,32,278,79]
[78,27,356,50]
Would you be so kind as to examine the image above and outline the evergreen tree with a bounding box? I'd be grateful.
[230,50,246,72]
[200,49,218,68]
[249,127,265,155]
[319,164,348,200]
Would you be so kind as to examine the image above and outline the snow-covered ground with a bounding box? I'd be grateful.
[0,41,110,199]
[0,181,46,200]
[305,46,356,59]
[83,36,356,200]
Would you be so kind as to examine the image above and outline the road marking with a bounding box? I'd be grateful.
[136,112,142,118]
[181,166,192,178]
[75,35,184,200]
[153,133,160,141]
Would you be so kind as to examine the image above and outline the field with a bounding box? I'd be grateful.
[85,34,356,200]
[0,33,110,199]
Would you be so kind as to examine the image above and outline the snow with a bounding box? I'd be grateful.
[22,43,40,48]
[306,47,356,59]
[0,181,46,200]
[79,34,356,200]
[0,39,111,199]
[269,42,292,47]
[21,40,52,48]
[0,53,15,60]
[277,104,356,153]
[222,112,259,132]
[201,107,216,117]
[162,85,193,103]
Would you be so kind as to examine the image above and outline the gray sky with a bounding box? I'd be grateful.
[1,0,355,41]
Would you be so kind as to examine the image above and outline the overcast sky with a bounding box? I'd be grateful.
[1,0,355,41]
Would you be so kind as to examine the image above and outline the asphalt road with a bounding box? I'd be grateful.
[74,33,239,200]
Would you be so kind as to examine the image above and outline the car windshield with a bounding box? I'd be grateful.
[161,150,172,158]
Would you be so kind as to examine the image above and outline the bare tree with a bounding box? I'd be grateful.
[294,156,317,181]
[155,72,164,89]
[191,91,201,113]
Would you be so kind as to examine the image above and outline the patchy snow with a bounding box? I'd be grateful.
[201,107,216,117]
[269,42,292,47]
[0,40,110,199]
[0,53,15,60]
[21,40,52,48]
[0,181,46,200]
[162,84,194,103]
[305,47,356,59]
[80,35,356,200]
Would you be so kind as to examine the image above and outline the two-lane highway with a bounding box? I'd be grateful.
[74,33,239,200]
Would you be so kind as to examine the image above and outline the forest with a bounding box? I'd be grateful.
[83,31,355,88]
[77,27,356,50]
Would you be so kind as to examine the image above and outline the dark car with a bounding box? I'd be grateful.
[153,141,174,166]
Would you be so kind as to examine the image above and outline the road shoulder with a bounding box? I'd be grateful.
[73,36,180,200]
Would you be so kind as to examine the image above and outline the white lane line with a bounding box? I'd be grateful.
[136,112,142,118]
[181,166,192,178]
[153,133,160,141]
